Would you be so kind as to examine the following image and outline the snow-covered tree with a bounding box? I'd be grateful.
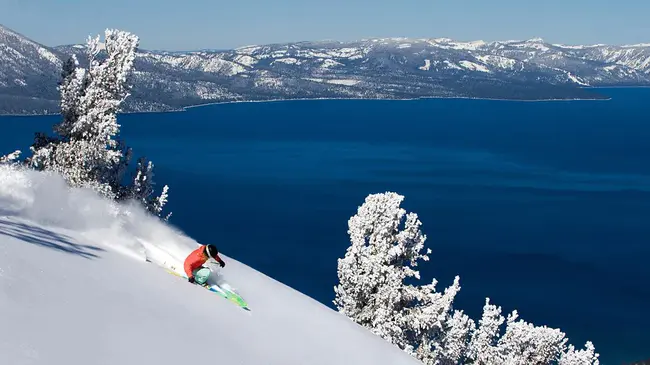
[0,150,21,165]
[22,29,171,219]
[335,192,599,365]
[465,298,505,364]
[334,192,462,361]
[122,157,171,220]
[558,342,599,365]
[26,29,138,196]
[407,278,466,365]
[465,298,599,365]
[429,309,475,365]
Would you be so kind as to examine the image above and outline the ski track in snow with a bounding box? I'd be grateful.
[0,165,421,365]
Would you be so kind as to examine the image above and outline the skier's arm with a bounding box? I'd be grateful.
[184,259,194,278]
[214,254,225,267]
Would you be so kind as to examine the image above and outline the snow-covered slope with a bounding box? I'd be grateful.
[2,23,650,114]
[0,164,421,365]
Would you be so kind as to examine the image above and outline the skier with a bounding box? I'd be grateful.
[183,244,226,286]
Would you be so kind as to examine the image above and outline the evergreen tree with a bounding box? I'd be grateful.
[23,29,170,219]
[335,192,599,365]
[0,150,21,166]
[465,298,599,365]
[334,192,461,360]
[124,156,171,220]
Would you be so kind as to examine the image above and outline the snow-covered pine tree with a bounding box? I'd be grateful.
[333,192,462,362]
[465,298,505,364]
[335,192,600,365]
[26,29,138,197]
[123,156,171,220]
[0,150,21,165]
[24,29,170,219]
[558,342,599,365]
[465,298,600,365]
[428,309,475,365]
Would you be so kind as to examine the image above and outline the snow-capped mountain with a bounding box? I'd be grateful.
[0,25,66,114]
[480,38,650,85]
[2,24,650,115]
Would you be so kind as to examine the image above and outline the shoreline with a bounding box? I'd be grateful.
[582,85,650,89]
[181,94,612,111]
[0,91,617,118]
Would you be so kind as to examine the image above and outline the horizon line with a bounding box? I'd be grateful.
[1,23,649,53]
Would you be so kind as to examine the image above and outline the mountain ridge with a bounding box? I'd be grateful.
[2,23,649,115]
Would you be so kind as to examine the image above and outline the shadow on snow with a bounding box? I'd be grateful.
[0,217,105,259]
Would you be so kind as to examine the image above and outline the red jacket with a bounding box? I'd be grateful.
[184,245,224,278]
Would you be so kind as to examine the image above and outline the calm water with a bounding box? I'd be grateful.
[2,88,649,364]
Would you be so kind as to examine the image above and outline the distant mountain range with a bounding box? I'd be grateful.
[1,24,649,115]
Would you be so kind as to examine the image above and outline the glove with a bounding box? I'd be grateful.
[188,276,195,284]
[219,261,225,268]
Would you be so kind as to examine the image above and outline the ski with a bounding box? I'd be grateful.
[166,269,250,311]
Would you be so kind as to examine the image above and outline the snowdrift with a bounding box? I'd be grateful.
[0,165,421,365]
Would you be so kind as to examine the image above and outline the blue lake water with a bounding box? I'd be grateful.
[1,88,649,364]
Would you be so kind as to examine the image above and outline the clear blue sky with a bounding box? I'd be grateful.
[1,0,648,50]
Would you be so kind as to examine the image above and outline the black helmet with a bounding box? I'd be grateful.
[205,244,219,258]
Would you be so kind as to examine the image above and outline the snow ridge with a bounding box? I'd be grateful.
[0,163,423,365]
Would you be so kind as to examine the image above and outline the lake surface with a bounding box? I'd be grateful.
[2,88,649,364]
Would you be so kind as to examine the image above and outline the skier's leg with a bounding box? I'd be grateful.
[192,267,211,285]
